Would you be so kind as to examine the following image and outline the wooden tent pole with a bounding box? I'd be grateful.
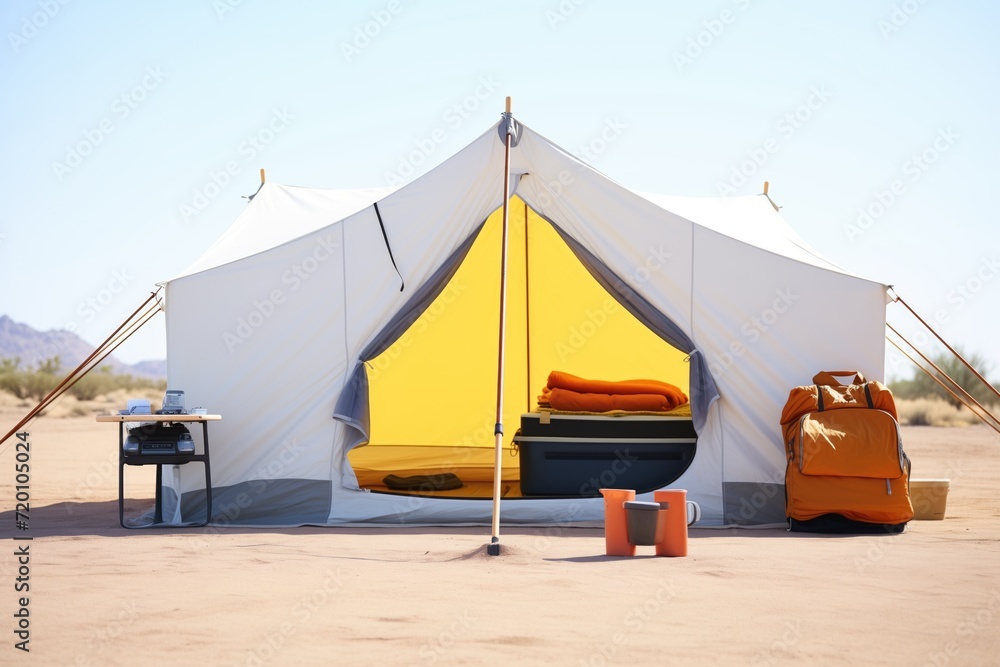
[524,201,531,413]
[489,97,514,557]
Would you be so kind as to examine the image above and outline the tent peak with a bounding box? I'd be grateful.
[244,169,267,202]
[498,97,522,148]
[762,180,781,212]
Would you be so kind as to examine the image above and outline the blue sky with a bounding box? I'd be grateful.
[1,1,998,381]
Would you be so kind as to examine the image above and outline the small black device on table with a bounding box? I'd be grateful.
[96,392,220,528]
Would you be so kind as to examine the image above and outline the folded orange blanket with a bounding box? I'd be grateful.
[547,387,677,412]
[546,370,688,407]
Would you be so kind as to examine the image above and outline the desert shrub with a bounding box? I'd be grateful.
[896,398,982,427]
[1,357,166,402]
[66,370,116,401]
[66,372,166,400]
[0,357,60,400]
[890,347,999,409]
[69,404,92,417]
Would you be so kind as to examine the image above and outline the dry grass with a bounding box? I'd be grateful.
[895,397,993,427]
[0,386,164,421]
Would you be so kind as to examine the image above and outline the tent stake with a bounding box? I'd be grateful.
[489,96,514,557]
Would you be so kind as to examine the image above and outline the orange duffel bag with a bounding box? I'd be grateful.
[780,371,913,533]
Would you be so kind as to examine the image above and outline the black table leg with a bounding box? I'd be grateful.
[118,423,125,528]
[115,417,214,528]
[201,421,212,526]
[154,464,163,524]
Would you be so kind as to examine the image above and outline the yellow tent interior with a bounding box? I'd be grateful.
[347,198,691,498]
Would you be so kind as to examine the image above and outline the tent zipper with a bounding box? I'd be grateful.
[373,202,404,291]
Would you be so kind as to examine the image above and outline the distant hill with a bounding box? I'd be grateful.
[0,315,166,380]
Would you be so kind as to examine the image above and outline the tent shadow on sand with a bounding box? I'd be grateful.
[5,500,832,542]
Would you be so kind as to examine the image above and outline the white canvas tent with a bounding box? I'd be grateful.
[160,119,888,527]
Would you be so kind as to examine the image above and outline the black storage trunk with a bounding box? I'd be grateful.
[514,413,697,497]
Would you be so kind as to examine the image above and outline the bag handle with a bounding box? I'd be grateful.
[813,370,866,387]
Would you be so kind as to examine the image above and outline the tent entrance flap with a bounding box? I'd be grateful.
[347,198,693,499]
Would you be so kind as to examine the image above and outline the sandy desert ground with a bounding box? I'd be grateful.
[2,395,999,666]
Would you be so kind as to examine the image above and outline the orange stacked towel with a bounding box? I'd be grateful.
[541,370,688,413]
